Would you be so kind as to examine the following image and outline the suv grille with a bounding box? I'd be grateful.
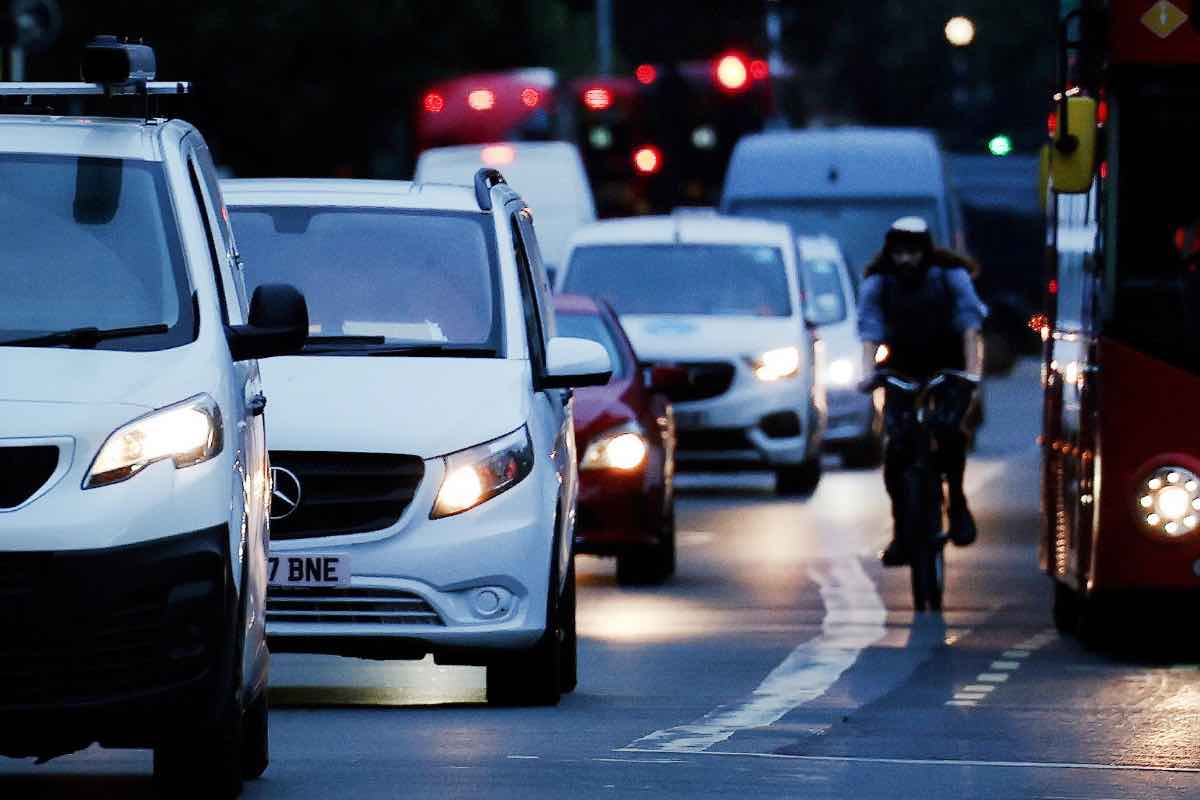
[661,362,736,403]
[267,587,443,626]
[0,445,59,509]
[269,451,425,540]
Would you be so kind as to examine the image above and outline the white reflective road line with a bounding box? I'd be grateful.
[977,673,1010,683]
[962,684,996,693]
[991,660,1021,670]
[619,748,1200,774]
[1003,649,1032,659]
[623,557,886,753]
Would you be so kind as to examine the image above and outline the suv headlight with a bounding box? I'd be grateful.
[825,357,858,388]
[747,346,801,382]
[581,422,648,471]
[432,426,534,519]
[84,394,223,489]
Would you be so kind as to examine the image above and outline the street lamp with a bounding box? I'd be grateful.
[944,16,976,48]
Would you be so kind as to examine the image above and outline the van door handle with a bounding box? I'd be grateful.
[248,392,267,416]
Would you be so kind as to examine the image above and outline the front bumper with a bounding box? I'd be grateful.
[574,467,667,555]
[266,463,554,663]
[0,524,235,758]
[672,378,820,469]
[823,388,879,446]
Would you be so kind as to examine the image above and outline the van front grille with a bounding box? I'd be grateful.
[0,445,59,509]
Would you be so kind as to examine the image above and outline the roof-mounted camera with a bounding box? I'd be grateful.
[0,36,190,111]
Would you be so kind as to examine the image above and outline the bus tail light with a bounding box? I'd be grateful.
[583,86,613,111]
[467,89,496,111]
[1138,467,1200,537]
[423,92,445,113]
[633,145,662,175]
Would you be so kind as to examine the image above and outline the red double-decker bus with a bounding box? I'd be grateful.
[1042,0,1200,638]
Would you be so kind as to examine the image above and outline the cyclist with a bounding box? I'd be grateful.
[856,217,987,566]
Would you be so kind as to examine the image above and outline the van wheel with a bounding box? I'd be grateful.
[153,700,244,799]
[487,560,563,706]
[776,459,822,496]
[241,690,269,780]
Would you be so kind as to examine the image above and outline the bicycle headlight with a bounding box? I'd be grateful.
[432,427,534,518]
[581,423,648,471]
[748,346,801,382]
[1137,466,1200,537]
[84,394,223,489]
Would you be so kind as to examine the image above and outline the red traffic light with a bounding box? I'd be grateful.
[633,145,662,175]
[714,52,750,93]
[582,86,613,111]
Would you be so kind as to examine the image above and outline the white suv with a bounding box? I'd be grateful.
[560,214,826,495]
[0,40,308,798]
[223,170,611,706]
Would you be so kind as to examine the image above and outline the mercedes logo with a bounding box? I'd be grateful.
[270,466,302,521]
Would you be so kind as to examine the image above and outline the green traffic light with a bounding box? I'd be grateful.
[988,134,1013,157]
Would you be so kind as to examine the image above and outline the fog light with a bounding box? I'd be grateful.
[470,586,512,618]
[1138,466,1200,537]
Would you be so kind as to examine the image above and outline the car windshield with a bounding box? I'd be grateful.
[727,199,943,278]
[0,154,192,350]
[799,258,848,326]
[229,206,502,355]
[563,243,792,317]
[556,311,629,380]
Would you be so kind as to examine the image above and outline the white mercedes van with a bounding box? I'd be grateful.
[224,170,610,706]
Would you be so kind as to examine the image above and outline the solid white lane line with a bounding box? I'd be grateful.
[618,748,1200,773]
[624,557,886,753]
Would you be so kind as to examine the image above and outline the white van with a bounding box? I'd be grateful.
[223,170,610,706]
[560,215,825,495]
[0,42,308,797]
[415,141,595,275]
[720,128,967,278]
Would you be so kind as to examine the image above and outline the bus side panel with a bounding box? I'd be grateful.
[1093,337,1200,592]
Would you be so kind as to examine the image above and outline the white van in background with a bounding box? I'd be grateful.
[720,128,967,279]
[415,142,595,275]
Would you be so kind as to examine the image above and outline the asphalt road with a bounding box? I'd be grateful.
[4,360,1199,799]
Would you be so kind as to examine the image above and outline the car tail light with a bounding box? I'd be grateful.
[633,146,662,175]
[714,53,749,92]
[635,64,657,85]
[423,92,445,113]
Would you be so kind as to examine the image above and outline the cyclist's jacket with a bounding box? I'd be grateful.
[857,251,987,380]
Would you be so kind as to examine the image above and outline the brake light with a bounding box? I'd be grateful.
[749,59,769,80]
[633,146,662,175]
[481,144,515,166]
[635,64,657,85]
[1047,110,1057,137]
[583,86,613,111]
[714,53,749,92]
[423,92,445,113]
[467,89,495,111]
[520,87,541,108]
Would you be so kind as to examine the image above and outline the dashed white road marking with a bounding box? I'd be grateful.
[622,557,886,753]
[1003,649,1032,659]
[977,673,1010,683]
[945,628,1057,707]
[617,748,1200,774]
[962,684,996,693]
[991,660,1021,670]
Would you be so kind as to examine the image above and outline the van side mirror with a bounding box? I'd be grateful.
[1050,96,1097,194]
[542,336,612,388]
[227,284,309,361]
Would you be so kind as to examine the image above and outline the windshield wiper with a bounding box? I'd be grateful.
[366,345,498,358]
[0,323,169,349]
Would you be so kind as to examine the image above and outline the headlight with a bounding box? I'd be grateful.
[1137,466,1200,536]
[581,423,648,471]
[748,346,802,382]
[826,358,857,388]
[84,394,223,489]
[432,426,534,518]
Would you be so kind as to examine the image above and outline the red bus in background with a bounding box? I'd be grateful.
[415,68,560,152]
[1041,0,1200,641]
[414,52,773,216]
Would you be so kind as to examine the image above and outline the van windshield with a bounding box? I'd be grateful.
[229,206,503,356]
[728,199,943,278]
[563,244,792,317]
[0,154,193,351]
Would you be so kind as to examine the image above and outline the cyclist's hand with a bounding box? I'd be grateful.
[857,373,882,394]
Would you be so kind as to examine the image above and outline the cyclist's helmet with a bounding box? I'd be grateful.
[884,216,934,256]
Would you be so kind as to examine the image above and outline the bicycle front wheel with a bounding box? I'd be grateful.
[911,542,945,612]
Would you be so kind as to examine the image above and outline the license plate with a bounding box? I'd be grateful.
[268,554,350,588]
[675,410,707,428]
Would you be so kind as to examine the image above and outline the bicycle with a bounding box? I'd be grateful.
[866,369,979,612]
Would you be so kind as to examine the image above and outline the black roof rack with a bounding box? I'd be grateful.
[474,168,507,211]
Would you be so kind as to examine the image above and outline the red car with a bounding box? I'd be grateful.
[555,294,678,585]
